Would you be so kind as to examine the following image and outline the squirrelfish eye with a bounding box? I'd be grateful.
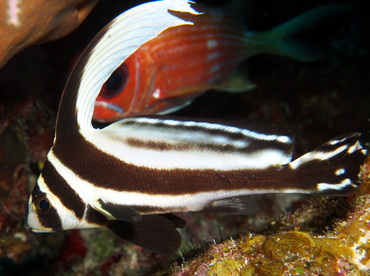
[100,64,129,98]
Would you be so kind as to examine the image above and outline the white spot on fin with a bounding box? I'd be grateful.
[210,64,221,74]
[207,52,220,61]
[317,180,353,191]
[207,40,218,49]
[335,168,346,176]
[289,145,348,170]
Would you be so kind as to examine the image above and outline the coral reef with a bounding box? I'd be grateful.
[171,158,370,275]
[0,96,61,258]
[173,204,370,275]
[173,158,370,276]
[173,232,360,275]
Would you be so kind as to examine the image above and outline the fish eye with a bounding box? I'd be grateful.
[100,64,129,98]
[34,196,52,214]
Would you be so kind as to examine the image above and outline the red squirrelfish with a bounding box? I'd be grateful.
[93,3,353,122]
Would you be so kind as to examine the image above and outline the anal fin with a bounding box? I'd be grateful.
[107,215,182,255]
[159,213,186,228]
[218,63,256,93]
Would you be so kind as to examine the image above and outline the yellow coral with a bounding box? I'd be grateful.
[175,158,370,276]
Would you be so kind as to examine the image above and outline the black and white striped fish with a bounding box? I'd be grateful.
[25,0,367,256]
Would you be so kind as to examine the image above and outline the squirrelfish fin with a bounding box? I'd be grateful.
[107,215,182,256]
[218,64,256,93]
[157,99,194,115]
[247,4,356,62]
[95,199,142,222]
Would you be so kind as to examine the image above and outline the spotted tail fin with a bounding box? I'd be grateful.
[289,133,367,195]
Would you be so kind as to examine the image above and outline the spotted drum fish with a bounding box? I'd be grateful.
[93,3,354,122]
[25,0,367,256]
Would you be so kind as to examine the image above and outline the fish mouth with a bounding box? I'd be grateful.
[24,202,30,226]
[94,101,125,122]
[29,228,54,233]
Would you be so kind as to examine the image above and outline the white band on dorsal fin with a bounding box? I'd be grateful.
[75,0,200,130]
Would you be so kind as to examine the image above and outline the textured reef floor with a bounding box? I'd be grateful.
[0,0,369,275]
[171,158,370,275]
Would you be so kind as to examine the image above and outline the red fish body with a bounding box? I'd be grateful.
[94,8,253,122]
[93,4,353,122]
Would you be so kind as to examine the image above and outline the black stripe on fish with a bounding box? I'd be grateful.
[123,135,289,154]
[41,159,85,219]
[52,132,296,194]
[30,184,62,231]
[98,201,185,216]
[51,129,365,196]
[120,115,292,139]
[85,205,186,228]
[113,116,293,153]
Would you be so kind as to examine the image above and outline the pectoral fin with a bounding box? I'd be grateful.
[200,196,261,215]
[95,199,142,222]
[107,215,182,255]
[219,64,256,93]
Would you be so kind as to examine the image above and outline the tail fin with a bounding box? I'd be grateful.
[246,4,355,62]
[289,133,367,195]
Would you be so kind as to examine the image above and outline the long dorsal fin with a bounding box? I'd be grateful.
[56,0,200,135]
